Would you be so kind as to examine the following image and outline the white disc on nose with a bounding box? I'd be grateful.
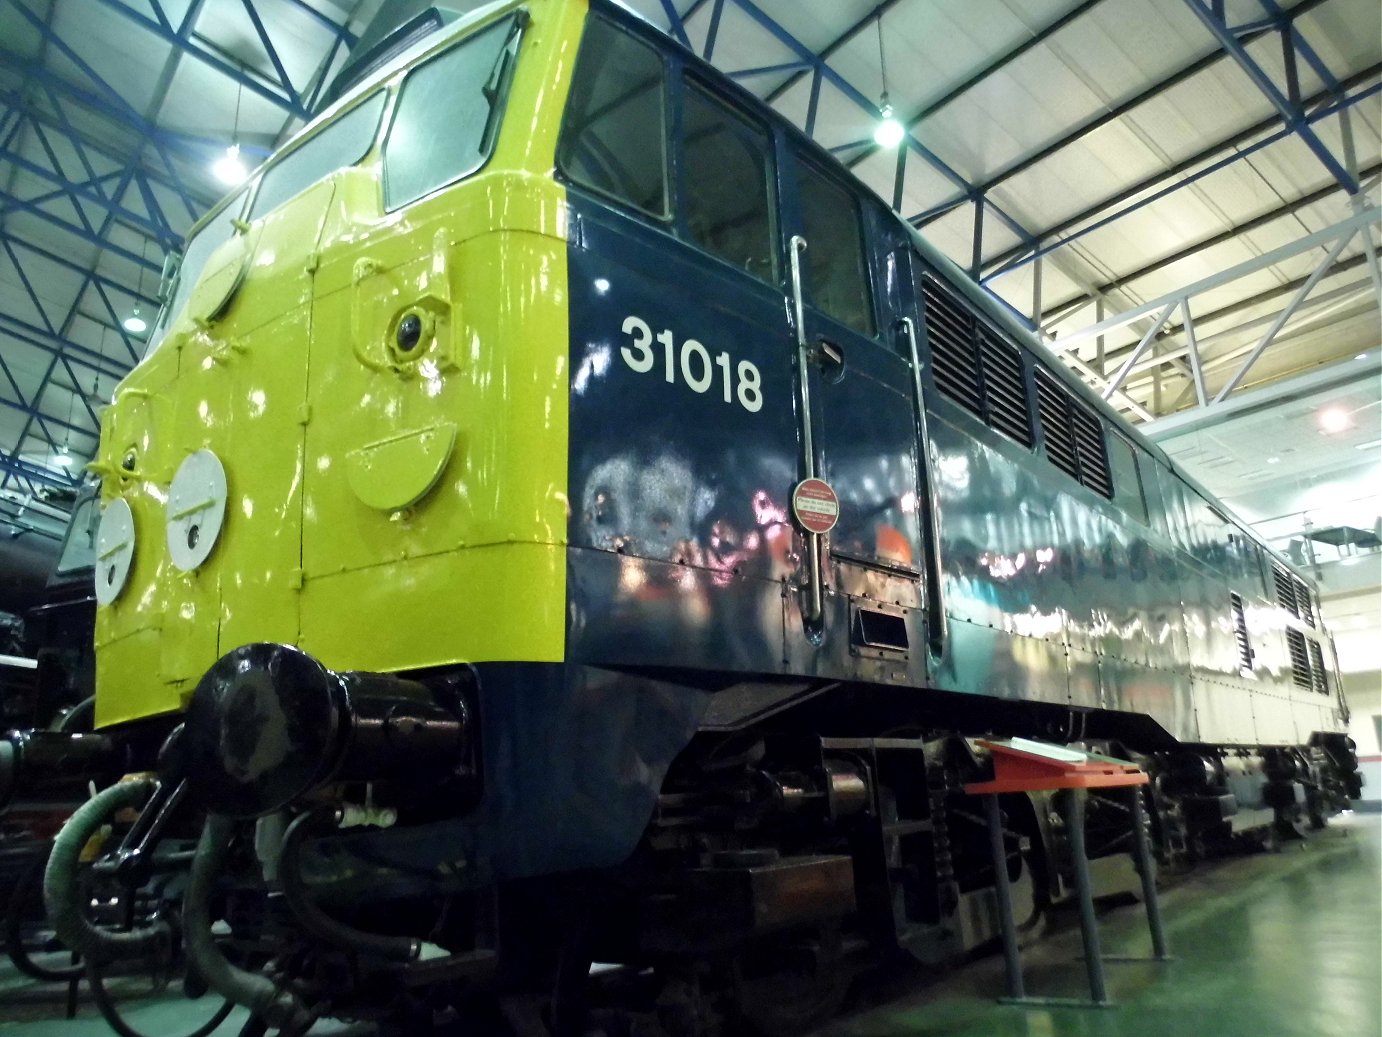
[166,449,228,572]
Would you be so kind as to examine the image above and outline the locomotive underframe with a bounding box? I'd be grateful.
[13,653,1361,1036]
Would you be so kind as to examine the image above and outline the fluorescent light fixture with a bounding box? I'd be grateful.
[213,143,247,185]
[1355,438,1382,451]
[122,308,147,335]
[874,102,905,149]
[1318,406,1351,434]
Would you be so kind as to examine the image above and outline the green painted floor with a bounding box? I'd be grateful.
[0,815,1377,1036]
[814,813,1382,1037]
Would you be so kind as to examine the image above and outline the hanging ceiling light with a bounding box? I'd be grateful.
[54,444,73,469]
[214,142,247,185]
[873,13,905,149]
[214,75,247,184]
[124,239,150,335]
[874,97,905,148]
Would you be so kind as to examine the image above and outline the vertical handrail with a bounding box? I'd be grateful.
[900,315,947,658]
[788,234,823,627]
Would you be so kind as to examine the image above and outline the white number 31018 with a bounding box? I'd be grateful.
[620,315,763,413]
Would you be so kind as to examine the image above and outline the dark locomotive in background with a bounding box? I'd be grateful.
[0,1,1362,1035]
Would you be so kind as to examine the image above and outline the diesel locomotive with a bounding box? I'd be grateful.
[0,0,1361,1032]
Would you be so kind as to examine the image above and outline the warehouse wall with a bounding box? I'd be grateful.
[1325,586,1382,811]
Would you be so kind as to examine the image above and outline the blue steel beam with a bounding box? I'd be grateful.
[1257,0,1342,96]
[729,61,813,80]
[0,172,122,220]
[659,0,693,48]
[31,74,199,228]
[1,134,150,488]
[92,0,354,124]
[0,347,65,452]
[92,0,309,119]
[240,0,302,111]
[0,453,81,492]
[1182,0,1358,193]
[0,313,132,383]
[0,229,160,313]
[714,0,1037,251]
[0,18,202,226]
[0,39,211,220]
[702,0,725,62]
[0,127,179,245]
[0,183,163,273]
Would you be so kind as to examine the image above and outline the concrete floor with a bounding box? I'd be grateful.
[0,815,1377,1037]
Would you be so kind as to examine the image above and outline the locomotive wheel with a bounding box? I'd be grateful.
[734,926,850,1037]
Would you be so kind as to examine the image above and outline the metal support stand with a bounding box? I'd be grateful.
[987,786,1174,1008]
[1100,787,1173,963]
[1064,788,1108,1004]
[968,740,1172,1009]
[985,794,1024,1000]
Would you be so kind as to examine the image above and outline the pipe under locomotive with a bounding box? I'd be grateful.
[2,0,1362,1032]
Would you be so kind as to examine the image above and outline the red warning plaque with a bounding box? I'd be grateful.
[791,478,840,535]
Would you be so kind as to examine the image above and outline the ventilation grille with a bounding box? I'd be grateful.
[922,278,982,415]
[1035,370,1079,481]
[1272,563,1299,618]
[977,329,1033,446]
[1293,575,1315,628]
[1286,629,1312,689]
[1307,639,1327,695]
[1070,405,1113,498]
[1229,593,1252,673]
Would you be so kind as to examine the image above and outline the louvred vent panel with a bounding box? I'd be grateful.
[1070,405,1113,499]
[922,278,982,417]
[1230,593,1252,673]
[1307,639,1327,694]
[1272,562,1299,618]
[977,328,1033,447]
[1035,370,1079,481]
[1286,629,1312,690]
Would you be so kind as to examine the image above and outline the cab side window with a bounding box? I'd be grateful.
[383,15,521,210]
[558,18,668,218]
[797,163,874,335]
[681,83,776,283]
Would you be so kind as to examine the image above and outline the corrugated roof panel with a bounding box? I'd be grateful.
[1296,0,1382,77]
[47,2,170,116]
